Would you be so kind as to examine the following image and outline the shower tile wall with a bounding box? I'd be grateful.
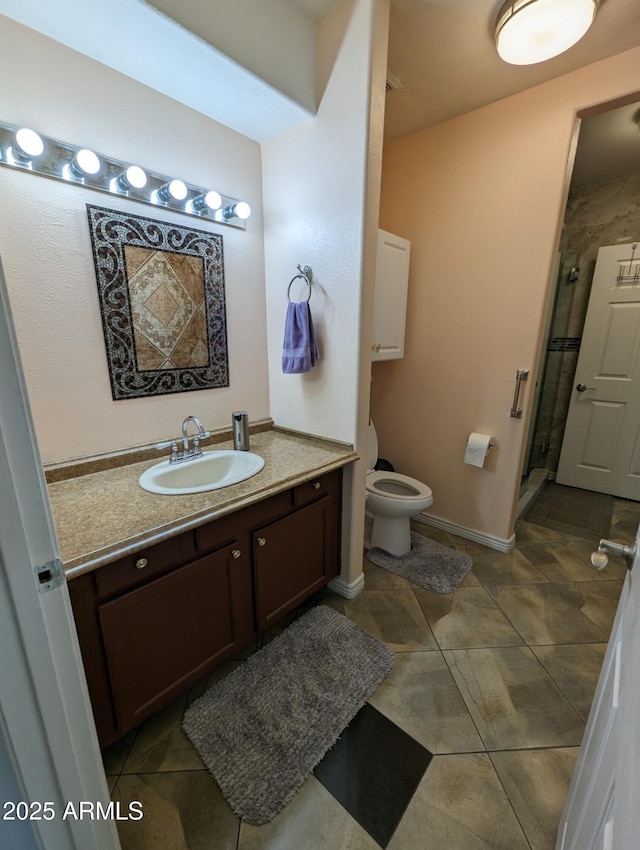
[530,169,640,473]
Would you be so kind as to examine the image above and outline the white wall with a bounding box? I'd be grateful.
[262,0,389,587]
[149,0,317,114]
[0,17,269,463]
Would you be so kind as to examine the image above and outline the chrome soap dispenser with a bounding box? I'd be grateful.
[232,411,250,451]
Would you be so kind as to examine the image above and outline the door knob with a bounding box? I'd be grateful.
[576,383,596,392]
[591,538,637,570]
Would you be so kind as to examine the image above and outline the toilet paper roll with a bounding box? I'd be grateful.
[464,433,493,468]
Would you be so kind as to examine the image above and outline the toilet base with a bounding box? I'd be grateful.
[370,515,412,557]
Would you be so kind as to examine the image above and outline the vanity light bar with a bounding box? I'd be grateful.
[0,122,251,230]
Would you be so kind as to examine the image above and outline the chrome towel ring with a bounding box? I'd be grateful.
[287,264,313,303]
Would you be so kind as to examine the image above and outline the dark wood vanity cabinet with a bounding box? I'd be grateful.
[68,468,342,749]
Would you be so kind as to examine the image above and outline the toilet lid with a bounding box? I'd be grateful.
[367,421,378,471]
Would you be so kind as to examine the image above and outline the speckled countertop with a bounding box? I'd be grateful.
[49,429,358,580]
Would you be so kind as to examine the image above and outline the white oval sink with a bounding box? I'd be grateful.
[139,450,265,495]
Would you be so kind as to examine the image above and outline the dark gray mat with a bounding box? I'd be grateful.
[368,531,472,593]
[182,605,394,824]
[524,482,614,540]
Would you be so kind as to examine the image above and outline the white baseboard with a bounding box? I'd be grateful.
[413,512,515,553]
[328,572,365,599]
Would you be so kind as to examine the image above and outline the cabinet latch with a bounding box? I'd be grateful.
[35,559,64,593]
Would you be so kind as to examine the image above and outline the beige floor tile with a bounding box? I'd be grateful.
[553,581,623,636]
[388,753,530,850]
[113,771,237,850]
[443,646,585,750]
[465,543,550,586]
[238,775,379,850]
[362,556,412,591]
[485,583,607,645]
[121,695,202,775]
[413,585,525,649]
[567,536,628,579]
[102,730,136,776]
[343,588,438,651]
[368,651,485,753]
[518,540,615,583]
[490,748,579,850]
[514,521,568,544]
[531,642,607,720]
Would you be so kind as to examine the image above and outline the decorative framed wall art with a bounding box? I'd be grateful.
[87,205,229,400]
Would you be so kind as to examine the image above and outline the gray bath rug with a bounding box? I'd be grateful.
[368,531,472,593]
[182,605,394,825]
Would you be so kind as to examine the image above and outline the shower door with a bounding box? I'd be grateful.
[556,242,640,499]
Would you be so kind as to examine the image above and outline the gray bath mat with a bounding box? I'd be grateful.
[182,605,394,824]
[368,531,472,593]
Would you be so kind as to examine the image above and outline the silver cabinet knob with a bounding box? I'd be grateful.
[231,549,241,559]
[312,481,321,490]
[135,557,148,570]
[257,537,267,547]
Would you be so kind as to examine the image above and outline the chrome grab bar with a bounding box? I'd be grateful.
[510,369,529,419]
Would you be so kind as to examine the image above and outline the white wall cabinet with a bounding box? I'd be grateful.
[372,229,410,360]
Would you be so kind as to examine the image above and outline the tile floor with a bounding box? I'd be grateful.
[103,494,640,850]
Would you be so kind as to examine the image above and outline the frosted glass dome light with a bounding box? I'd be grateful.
[495,0,598,65]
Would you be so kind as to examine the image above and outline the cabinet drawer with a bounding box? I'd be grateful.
[95,532,196,599]
[293,469,341,508]
[195,489,292,553]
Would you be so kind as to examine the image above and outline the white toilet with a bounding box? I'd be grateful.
[366,421,433,556]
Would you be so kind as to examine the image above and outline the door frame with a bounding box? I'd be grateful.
[0,256,119,849]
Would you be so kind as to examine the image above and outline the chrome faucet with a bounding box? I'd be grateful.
[155,416,211,464]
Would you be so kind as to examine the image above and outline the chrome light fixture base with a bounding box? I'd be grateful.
[0,121,250,229]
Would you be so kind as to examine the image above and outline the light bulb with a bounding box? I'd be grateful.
[154,179,188,203]
[112,165,147,193]
[10,128,44,163]
[66,148,100,180]
[189,190,222,214]
[223,201,251,220]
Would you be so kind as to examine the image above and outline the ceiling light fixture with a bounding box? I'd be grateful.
[495,0,598,65]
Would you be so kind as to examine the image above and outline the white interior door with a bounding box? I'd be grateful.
[0,257,119,850]
[556,242,640,499]
[557,526,640,849]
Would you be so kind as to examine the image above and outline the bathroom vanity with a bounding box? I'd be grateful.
[48,429,356,749]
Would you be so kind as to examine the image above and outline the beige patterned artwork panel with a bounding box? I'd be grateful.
[125,246,209,372]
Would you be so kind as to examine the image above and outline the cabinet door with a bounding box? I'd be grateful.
[253,496,339,631]
[372,229,410,360]
[98,544,246,734]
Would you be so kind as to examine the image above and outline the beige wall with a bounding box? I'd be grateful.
[374,47,640,545]
[0,18,268,464]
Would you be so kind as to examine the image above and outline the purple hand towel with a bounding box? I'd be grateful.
[282,301,320,374]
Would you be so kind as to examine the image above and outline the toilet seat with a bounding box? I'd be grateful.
[366,470,433,503]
